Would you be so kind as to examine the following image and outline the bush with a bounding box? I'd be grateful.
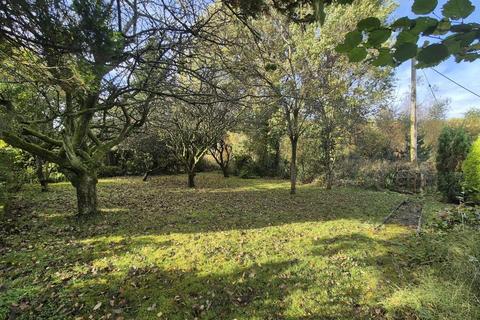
[195,157,218,173]
[112,134,180,176]
[98,165,123,178]
[436,127,471,203]
[463,136,480,203]
[232,153,256,178]
[297,142,321,184]
[335,159,436,193]
[438,172,465,202]
[433,206,480,230]
[125,151,153,175]
[0,141,29,212]
[46,165,66,183]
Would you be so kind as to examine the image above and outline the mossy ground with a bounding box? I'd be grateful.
[1,173,479,319]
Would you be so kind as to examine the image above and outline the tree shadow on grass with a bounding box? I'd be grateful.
[2,239,398,319]
[2,221,479,319]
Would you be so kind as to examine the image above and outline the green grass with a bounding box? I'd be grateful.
[1,173,479,319]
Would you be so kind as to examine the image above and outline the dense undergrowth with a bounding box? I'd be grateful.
[1,173,479,319]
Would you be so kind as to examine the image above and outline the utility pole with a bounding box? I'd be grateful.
[410,58,417,163]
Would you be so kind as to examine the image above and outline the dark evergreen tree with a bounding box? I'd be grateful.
[436,126,471,202]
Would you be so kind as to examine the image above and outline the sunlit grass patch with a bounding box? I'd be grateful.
[384,276,480,320]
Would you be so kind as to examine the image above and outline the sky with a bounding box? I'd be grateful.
[392,0,480,118]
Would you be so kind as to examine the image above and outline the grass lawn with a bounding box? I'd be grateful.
[1,173,479,319]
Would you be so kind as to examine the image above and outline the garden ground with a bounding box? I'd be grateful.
[1,173,479,319]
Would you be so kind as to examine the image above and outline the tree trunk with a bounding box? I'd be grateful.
[326,167,333,190]
[410,58,418,163]
[221,165,229,178]
[72,173,98,216]
[143,170,151,181]
[188,172,196,188]
[35,156,48,192]
[290,138,297,195]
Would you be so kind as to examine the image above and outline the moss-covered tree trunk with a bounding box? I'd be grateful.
[184,155,196,188]
[35,156,48,192]
[71,173,98,216]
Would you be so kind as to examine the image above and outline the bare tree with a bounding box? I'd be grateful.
[210,138,233,178]
[156,87,242,187]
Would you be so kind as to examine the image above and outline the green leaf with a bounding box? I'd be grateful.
[335,43,350,53]
[357,17,381,31]
[450,24,473,32]
[348,47,367,62]
[372,51,395,66]
[367,28,391,46]
[412,0,438,14]
[443,33,468,54]
[442,0,475,19]
[391,17,414,30]
[434,19,452,35]
[444,39,462,54]
[412,17,438,35]
[456,31,477,46]
[394,43,418,61]
[396,30,419,45]
[344,31,362,49]
[457,52,480,62]
[417,43,450,66]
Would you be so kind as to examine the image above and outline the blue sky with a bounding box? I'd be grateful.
[392,0,480,118]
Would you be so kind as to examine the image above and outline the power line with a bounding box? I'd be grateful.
[431,68,480,99]
[422,69,439,104]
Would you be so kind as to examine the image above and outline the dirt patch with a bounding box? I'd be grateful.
[389,201,422,227]
[377,200,423,230]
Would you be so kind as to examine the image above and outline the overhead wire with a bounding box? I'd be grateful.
[431,68,480,100]
[422,69,439,104]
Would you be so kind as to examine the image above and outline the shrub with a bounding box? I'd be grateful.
[297,140,321,184]
[195,157,218,173]
[46,165,66,183]
[0,141,29,212]
[98,165,123,178]
[463,136,480,203]
[113,134,179,176]
[334,159,436,193]
[232,153,256,178]
[436,127,471,202]
[433,206,480,230]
